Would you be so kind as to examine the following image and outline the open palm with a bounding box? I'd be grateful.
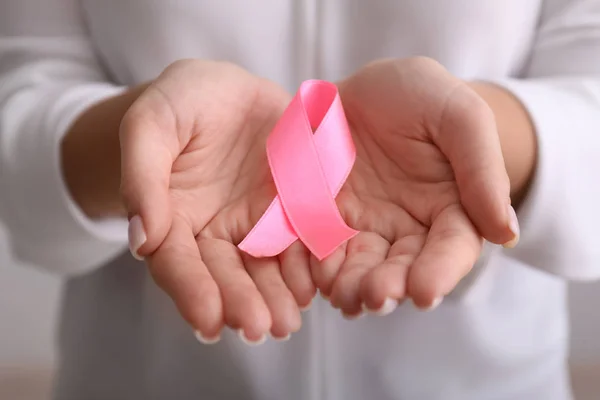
[121,60,314,343]
[315,58,517,317]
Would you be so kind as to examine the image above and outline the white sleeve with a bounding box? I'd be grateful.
[0,0,129,276]
[492,0,600,280]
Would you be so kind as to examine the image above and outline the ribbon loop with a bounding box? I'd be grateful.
[238,80,358,260]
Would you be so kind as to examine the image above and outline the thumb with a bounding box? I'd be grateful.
[432,84,519,247]
[119,104,177,260]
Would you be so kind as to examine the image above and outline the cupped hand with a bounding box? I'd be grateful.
[313,57,519,316]
[120,60,316,343]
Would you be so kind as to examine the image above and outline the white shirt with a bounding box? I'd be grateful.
[1,1,600,399]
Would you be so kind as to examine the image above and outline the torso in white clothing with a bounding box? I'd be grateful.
[82,0,539,88]
[44,1,571,399]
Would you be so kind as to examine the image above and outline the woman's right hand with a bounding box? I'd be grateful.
[120,60,316,344]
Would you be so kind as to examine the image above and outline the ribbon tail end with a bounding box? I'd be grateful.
[311,228,360,262]
[237,239,297,259]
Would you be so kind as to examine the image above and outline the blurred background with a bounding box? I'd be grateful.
[1,221,599,400]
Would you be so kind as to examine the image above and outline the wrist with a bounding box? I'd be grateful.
[468,81,538,207]
[61,83,149,218]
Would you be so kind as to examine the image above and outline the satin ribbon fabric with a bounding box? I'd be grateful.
[239,80,358,260]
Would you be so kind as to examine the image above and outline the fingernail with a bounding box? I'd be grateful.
[503,205,520,249]
[362,297,398,316]
[237,329,267,346]
[424,296,444,311]
[299,299,313,312]
[194,330,221,345]
[342,310,364,320]
[128,215,146,260]
[271,333,292,342]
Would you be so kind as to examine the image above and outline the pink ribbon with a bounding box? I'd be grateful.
[238,80,358,261]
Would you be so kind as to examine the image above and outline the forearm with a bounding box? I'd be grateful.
[61,83,149,218]
[469,82,538,208]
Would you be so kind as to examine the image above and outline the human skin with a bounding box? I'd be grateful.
[61,58,533,341]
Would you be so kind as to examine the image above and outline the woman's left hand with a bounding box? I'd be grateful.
[311,57,519,316]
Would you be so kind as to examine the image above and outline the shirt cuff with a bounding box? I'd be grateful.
[488,78,600,280]
[7,83,130,274]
